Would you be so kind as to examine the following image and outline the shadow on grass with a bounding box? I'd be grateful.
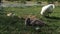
[45,16,60,20]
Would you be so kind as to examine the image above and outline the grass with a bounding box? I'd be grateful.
[0,6,60,34]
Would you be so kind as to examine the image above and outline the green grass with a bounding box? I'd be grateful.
[0,6,60,34]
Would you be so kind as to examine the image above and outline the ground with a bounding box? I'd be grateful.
[0,6,60,34]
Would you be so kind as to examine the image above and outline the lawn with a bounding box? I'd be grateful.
[0,6,60,34]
